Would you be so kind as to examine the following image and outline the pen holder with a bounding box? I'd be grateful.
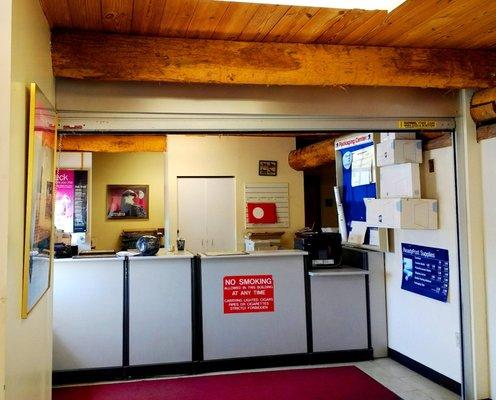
[176,239,185,251]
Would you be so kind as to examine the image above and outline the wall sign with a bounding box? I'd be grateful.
[56,169,88,233]
[55,169,75,233]
[401,243,449,302]
[223,275,275,314]
[259,160,277,176]
[73,171,88,233]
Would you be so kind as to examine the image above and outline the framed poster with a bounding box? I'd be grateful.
[22,83,58,318]
[55,169,88,233]
[259,160,277,176]
[107,185,149,219]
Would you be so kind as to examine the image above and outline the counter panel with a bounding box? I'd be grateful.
[129,257,193,365]
[201,254,307,360]
[53,259,124,371]
[311,274,368,352]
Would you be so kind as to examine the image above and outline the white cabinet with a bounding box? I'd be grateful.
[178,177,236,254]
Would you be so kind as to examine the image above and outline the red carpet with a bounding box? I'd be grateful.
[53,366,401,400]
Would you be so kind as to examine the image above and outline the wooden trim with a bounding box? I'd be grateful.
[51,31,496,89]
[477,123,496,142]
[59,134,167,152]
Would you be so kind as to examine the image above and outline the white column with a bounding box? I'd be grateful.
[455,89,490,399]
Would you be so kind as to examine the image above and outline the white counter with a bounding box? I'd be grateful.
[199,249,307,259]
[53,249,194,371]
[54,249,193,262]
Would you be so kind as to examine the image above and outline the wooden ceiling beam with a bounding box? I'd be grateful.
[59,134,167,152]
[51,31,496,89]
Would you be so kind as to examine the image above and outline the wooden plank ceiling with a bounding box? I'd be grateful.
[41,0,496,50]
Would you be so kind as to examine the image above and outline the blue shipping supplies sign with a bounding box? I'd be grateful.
[401,243,449,302]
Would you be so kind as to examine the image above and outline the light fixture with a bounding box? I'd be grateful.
[217,0,407,12]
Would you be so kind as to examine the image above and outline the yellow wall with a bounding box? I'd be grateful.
[2,0,55,398]
[91,152,165,250]
[0,0,12,396]
[166,135,305,250]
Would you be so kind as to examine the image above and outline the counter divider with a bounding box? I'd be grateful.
[192,255,204,364]
[303,255,313,353]
[123,256,130,369]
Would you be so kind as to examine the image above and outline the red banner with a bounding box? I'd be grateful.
[223,275,275,314]
[247,202,277,224]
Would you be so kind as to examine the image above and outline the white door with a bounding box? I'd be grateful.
[205,178,236,252]
[177,178,207,254]
[177,177,236,254]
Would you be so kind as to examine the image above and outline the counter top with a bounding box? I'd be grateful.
[308,267,369,276]
[200,249,307,259]
[55,249,194,262]
[139,249,194,260]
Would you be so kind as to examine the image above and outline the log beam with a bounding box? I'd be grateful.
[51,31,496,89]
[423,133,452,151]
[59,134,167,152]
[477,123,496,142]
[471,88,496,124]
[288,139,335,171]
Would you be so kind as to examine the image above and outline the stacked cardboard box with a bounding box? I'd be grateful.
[365,133,438,230]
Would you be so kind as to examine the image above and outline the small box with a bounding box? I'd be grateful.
[380,132,416,142]
[380,163,421,199]
[376,140,422,167]
[365,198,438,230]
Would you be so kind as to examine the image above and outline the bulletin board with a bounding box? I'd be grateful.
[335,133,377,236]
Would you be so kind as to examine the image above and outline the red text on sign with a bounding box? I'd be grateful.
[223,275,275,314]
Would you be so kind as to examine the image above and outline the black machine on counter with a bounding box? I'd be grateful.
[294,230,342,269]
[54,243,78,259]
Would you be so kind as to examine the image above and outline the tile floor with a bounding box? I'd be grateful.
[354,358,460,400]
[54,358,461,400]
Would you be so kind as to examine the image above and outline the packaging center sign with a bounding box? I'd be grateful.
[223,275,274,314]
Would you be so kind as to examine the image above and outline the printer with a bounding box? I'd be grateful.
[294,230,342,269]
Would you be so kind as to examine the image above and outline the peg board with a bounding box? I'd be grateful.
[245,183,289,228]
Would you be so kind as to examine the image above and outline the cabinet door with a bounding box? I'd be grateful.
[178,178,207,254]
[205,178,236,252]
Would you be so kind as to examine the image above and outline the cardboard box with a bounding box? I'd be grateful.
[380,132,416,142]
[365,198,438,230]
[380,163,421,199]
[376,139,422,167]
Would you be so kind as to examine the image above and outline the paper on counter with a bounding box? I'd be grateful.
[351,146,374,187]
[348,221,368,245]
